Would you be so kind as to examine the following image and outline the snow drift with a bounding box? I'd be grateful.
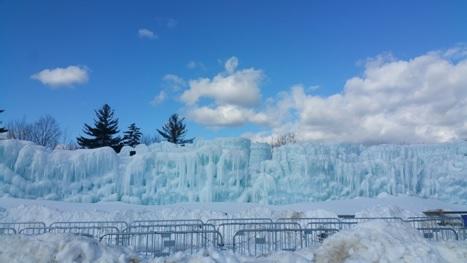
[1,138,467,205]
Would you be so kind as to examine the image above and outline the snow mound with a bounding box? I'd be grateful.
[1,138,467,205]
[0,233,137,263]
[314,221,467,263]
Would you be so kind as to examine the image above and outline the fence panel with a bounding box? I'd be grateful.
[233,228,303,257]
[19,227,50,235]
[128,223,215,233]
[0,222,47,234]
[218,222,300,248]
[50,221,128,232]
[100,230,223,257]
[50,226,120,238]
[416,227,458,241]
[207,218,273,227]
[302,228,339,247]
[277,218,341,229]
[0,227,16,235]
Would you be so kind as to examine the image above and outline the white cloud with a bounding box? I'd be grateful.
[188,104,271,127]
[138,28,157,39]
[187,60,206,70]
[177,49,467,143]
[261,49,467,143]
[163,74,186,91]
[151,91,166,105]
[181,58,262,107]
[31,65,89,88]
[224,56,239,74]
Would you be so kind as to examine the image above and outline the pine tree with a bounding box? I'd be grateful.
[157,114,194,145]
[122,123,142,147]
[77,104,122,152]
[0,109,7,134]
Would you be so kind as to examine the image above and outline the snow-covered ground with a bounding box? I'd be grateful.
[1,195,467,223]
[1,196,467,262]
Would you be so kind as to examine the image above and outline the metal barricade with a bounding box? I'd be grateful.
[346,217,404,223]
[0,227,16,235]
[0,222,47,234]
[100,230,224,257]
[416,227,459,241]
[276,218,341,228]
[50,221,128,232]
[302,228,339,247]
[127,223,215,233]
[130,219,204,226]
[233,228,303,257]
[207,218,273,227]
[50,226,120,238]
[218,222,301,248]
[19,227,50,235]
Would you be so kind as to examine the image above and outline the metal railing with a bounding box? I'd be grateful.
[0,222,47,234]
[49,225,120,238]
[302,228,339,247]
[100,230,224,257]
[218,222,301,248]
[277,217,341,228]
[0,227,16,235]
[233,228,303,256]
[416,227,459,241]
[50,221,128,232]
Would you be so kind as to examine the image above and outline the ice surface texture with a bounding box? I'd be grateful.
[0,138,466,204]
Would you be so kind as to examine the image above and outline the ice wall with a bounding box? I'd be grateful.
[0,138,466,205]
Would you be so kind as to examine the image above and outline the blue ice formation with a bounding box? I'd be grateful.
[0,138,466,205]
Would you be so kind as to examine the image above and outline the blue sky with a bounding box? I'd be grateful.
[1,0,467,143]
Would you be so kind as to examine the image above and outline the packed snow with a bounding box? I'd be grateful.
[1,138,467,205]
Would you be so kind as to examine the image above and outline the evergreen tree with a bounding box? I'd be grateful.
[0,109,7,134]
[122,123,142,147]
[77,104,122,152]
[157,114,194,145]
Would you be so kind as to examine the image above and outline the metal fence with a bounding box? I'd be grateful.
[302,228,339,247]
[49,225,120,238]
[416,227,459,241]
[233,228,303,256]
[343,217,404,224]
[100,230,224,257]
[277,217,341,228]
[127,223,215,233]
[0,227,16,235]
[0,222,47,234]
[218,222,301,248]
[1,216,465,257]
[50,221,128,232]
[406,217,463,229]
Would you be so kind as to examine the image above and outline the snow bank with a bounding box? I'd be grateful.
[0,233,137,263]
[1,138,467,205]
[314,221,467,263]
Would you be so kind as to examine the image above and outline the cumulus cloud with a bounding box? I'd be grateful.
[163,74,186,91]
[261,49,467,143]
[138,28,157,39]
[224,56,239,74]
[177,49,467,143]
[31,65,89,88]
[181,57,262,107]
[189,105,272,127]
[187,60,206,70]
[151,90,166,105]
